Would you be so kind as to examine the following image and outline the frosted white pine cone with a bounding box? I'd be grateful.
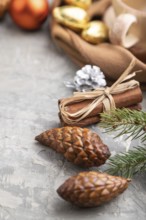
[65,65,107,92]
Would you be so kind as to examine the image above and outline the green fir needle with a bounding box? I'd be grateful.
[100,108,146,178]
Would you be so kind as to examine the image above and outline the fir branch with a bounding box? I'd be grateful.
[100,108,146,142]
[100,109,146,177]
[105,147,146,178]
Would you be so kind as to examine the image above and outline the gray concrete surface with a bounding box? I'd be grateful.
[0,16,146,220]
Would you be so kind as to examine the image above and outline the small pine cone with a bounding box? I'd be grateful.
[35,126,110,168]
[57,171,130,207]
[0,0,10,17]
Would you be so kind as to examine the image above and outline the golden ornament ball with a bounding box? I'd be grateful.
[53,6,89,32]
[64,0,92,10]
[9,0,49,30]
[81,21,109,44]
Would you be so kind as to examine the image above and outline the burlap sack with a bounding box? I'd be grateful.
[51,0,146,90]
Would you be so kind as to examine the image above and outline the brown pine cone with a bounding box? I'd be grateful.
[0,0,10,17]
[35,126,110,168]
[57,171,130,207]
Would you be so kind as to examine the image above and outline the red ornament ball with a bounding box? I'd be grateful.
[9,0,49,30]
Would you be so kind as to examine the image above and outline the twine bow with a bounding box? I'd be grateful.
[59,59,140,124]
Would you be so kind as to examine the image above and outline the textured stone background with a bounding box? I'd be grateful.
[0,15,146,220]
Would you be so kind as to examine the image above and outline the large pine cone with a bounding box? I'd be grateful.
[57,171,130,207]
[35,126,110,168]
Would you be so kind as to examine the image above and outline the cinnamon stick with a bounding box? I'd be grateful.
[60,103,142,127]
[59,86,142,119]
[59,113,100,127]
[127,103,142,111]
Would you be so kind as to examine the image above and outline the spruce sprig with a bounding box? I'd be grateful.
[100,108,146,178]
[106,147,146,178]
[100,108,146,142]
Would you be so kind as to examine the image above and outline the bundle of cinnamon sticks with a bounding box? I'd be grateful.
[58,60,143,127]
[59,87,142,127]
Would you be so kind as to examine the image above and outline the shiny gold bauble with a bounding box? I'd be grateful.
[53,6,89,32]
[81,21,109,44]
[64,0,92,10]
[9,0,49,30]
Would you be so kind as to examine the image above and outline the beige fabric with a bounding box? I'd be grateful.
[51,0,146,90]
